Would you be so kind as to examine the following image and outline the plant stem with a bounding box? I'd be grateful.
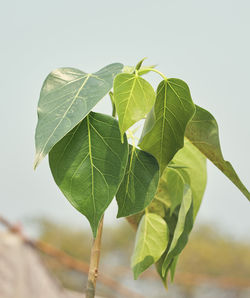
[85,216,104,298]
[138,67,168,81]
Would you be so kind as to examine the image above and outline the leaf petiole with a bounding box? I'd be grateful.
[138,68,168,81]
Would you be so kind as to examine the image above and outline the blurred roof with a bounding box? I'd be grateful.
[0,232,101,298]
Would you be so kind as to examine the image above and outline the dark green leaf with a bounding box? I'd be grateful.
[49,112,128,237]
[116,146,159,217]
[139,79,195,172]
[185,105,249,201]
[170,255,179,282]
[131,213,169,279]
[113,73,155,141]
[34,63,123,168]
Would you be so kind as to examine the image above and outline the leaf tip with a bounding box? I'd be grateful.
[33,152,44,170]
[132,268,140,280]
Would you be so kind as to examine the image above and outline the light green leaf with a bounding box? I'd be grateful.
[116,146,159,218]
[131,213,169,279]
[139,79,195,172]
[153,168,185,216]
[49,112,128,237]
[113,73,155,141]
[172,138,207,218]
[34,63,123,168]
[185,105,250,201]
[162,186,193,275]
[152,140,206,284]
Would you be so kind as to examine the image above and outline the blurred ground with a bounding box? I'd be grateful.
[35,218,250,298]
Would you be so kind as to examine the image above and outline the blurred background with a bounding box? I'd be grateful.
[0,0,250,297]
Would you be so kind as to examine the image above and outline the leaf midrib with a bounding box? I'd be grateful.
[87,115,96,222]
[35,74,91,166]
[121,76,137,132]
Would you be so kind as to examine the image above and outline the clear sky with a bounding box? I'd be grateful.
[1,0,249,239]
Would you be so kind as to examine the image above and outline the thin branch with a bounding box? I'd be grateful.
[86,217,104,298]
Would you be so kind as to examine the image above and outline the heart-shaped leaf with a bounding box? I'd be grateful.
[185,105,250,201]
[34,63,123,168]
[49,112,129,237]
[116,146,159,218]
[113,73,155,141]
[131,213,169,279]
[139,79,195,173]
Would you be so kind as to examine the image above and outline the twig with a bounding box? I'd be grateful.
[86,217,104,298]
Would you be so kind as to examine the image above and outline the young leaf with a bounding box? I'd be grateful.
[135,57,147,70]
[113,73,155,141]
[139,79,195,173]
[131,213,169,279]
[170,255,179,282]
[185,105,250,201]
[151,141,206,284]
[153,168,185,216]
[34,63,123,168]
[162,186,194,275]
[116,146,159,218]
[172,138,207,218]
[49,112,128,237]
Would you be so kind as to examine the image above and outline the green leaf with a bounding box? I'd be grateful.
[185,105,250,201]
[34,63,123,168]
[49,112,128,237]
[135,57,147,70]
[151,140,206,284]
[131,213,169,279]
[153,168,185,216]
[162,186,193,275]
[172,138,207,218]
[139,79,195,172]
[170,255,179,282]
[113,73,155,141]
[116,146,159,218]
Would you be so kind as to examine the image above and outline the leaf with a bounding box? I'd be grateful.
[172,138,207,218]
[162,186,193,275]
[139,79,195,173]
[135,57,147,70]
[116,146,159,218]
[131,213,169,279]
[34,63,123,168]
[49,112,129,237]
[113,73,155,141]
[185,105,250,201]
[151,141,206,284]
[153,168,185,216]
[170,255,179,282]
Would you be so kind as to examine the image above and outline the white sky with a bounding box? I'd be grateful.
[1,0,249,239]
